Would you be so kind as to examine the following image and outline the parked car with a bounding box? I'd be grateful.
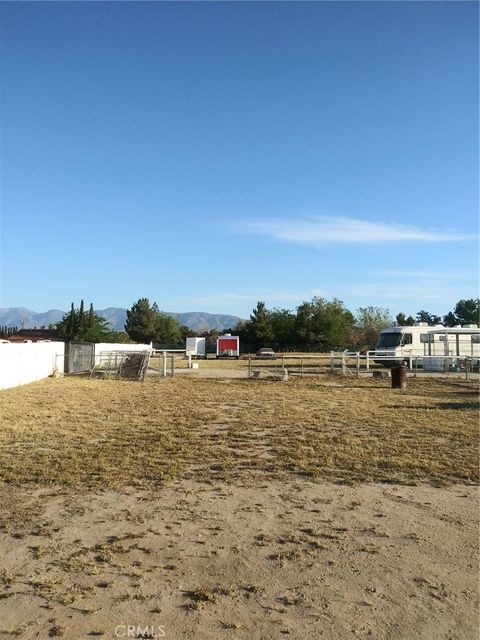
[255,348,277,359]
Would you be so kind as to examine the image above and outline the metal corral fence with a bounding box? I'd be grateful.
[148,350,479,381]
[254,352,478,380]
[152,349,187,377]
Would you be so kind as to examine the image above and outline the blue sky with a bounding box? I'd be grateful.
[1,1,478,319]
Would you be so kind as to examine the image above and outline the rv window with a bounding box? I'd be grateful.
[420,334,433,343]
[402,334,412,345]
[439,335,446,342]
[376,333,402,348]
[472,334,480,344]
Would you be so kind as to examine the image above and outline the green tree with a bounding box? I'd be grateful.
[201,328,221,354]
[452,299,480,325]
[125,298,183,345]
[294,301,316,350]
[233,320,252,353]
[249,301,273,350]
[57,302,114,342]
[395,312,414,326]
[155,312,182,345]
[79,314,114,342]
[87,303,94,328]
[78,299,85,335]
[294,297,355,351]
[124,298,159,343]
[443,311,457,327]
[180,325,196,341]
[355,306,392,349]
[109,331,134,343]
[0,325,17,339]
[66,302,76,339]
[416,310,442,325]
[268,308,296,351]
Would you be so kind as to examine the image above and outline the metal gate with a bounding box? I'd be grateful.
[65,342,94,374]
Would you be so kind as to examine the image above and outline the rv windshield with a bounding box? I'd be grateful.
[376,332,403,349]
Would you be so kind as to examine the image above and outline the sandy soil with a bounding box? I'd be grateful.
[0,479,478,640]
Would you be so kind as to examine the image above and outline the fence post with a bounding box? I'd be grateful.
[248,356,251,379]
[301,357,304,378]
[414,356,418,378]
[330,351,335,373]
[188,353,192,369]
[170,353,174,377]
[342,352,346,376]
[356,352,360,378]
[162,351,167,377]
[366,351,370,371]
[409,353,413,370]
[282,355,285,370]
[465,357,470,381]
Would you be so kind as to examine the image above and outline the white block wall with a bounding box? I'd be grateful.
[0,342,65,390]
[94,342,152,364]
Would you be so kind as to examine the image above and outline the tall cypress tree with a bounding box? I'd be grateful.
[78,299,85,336]
[58,301,113,343]
[67,302,76,340]
[88,303,94,328]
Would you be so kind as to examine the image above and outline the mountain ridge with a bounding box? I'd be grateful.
[0,307,243,333]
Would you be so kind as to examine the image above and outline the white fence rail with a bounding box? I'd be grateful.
[248,352,477,380]
[152,349,187,377]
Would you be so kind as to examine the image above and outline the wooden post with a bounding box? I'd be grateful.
[409,353,413,370]
[342,352,346,376]
[301,357,304,377]
[282,355,285,370]
[188,353,192,369]
[248,356,251,378]
[330,351,335,373]
[170,353,174,377]
[356,352,360,378]
[366,351,370,371]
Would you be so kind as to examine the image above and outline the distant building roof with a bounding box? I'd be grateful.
[8,328,61,342]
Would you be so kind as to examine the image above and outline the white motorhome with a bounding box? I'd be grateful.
[374,323,480,367]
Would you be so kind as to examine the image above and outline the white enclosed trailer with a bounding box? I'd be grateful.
[185,337,206,358]
[374,323,480,366]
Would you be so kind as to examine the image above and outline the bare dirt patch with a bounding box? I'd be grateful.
[0,480,478,640]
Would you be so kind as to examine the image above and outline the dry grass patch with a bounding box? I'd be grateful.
[0,376,478,487]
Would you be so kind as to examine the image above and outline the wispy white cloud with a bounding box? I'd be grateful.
[234,215,475,246]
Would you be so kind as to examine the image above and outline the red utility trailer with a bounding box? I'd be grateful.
[216,335,240,359]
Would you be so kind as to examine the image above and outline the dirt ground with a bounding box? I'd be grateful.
[0,375,478,639]
[0,480,478,640]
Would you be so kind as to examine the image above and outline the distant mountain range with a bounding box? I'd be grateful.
[0,307,243,333]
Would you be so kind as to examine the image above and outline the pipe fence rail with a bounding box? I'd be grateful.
[54,350,478,381]
[245,352,478,381]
